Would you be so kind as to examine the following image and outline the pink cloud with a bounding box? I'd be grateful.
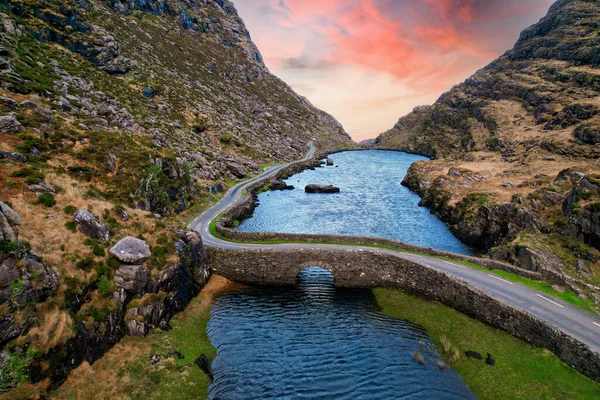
[233,0,556,139]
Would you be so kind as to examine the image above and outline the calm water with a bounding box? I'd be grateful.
[238,150,471,255]
[207,151,476,399]
[207,268,476,399]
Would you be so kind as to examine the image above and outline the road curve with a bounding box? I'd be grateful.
[190,142,600,354]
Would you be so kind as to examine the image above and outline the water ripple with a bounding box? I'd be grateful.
[238,150,471,255]
[207,268,476,399]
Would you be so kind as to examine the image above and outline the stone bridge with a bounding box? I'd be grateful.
[208,246,600,382]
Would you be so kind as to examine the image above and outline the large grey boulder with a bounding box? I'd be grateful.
[73,210,111,242]
[110,236,151,264]
[0,151,26,163]
[0,212,17,242]
[1,202,22,226]
[114,264,149,295]
[0,115,21,133]
[326,157,334,166]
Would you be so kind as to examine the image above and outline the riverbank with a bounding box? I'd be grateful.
[374,288,600,399]
[43,276,243,400]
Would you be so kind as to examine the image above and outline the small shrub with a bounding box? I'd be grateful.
[92,243,105,256]
[64,205,77,215]
[25,171,45,185]
[96,275,112,296]
[76,256,94,271]
[38,192,56,207]
[0,240,30,258]
[65,221,77,232]
[0,348,36,391]
[11,168,44,184]
[90,305,110,323]
[156,234,169,245]
[9,279,26,306]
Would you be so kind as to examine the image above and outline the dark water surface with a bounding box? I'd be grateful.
[207,151,476,399]
[207,268,476,399]
[238,150,471,255]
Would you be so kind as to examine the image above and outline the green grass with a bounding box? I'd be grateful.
[441,258,598,314]
[145,303,215,399]
[374,288,600,399]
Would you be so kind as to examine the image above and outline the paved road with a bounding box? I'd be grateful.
[190,142,600,353]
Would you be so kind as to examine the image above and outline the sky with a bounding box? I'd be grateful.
[233,0,556,142]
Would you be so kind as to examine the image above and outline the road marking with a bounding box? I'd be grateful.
[536,294,564,308]
[444,261,467,269]
[488,275,514,285]
[593,322,600,328]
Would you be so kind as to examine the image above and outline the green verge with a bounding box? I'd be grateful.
[54,295,215,400]
[441,258,598,314]
[373,288,600,400]
[207,218,598,314]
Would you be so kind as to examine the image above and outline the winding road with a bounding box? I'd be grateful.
[190,141,600,354]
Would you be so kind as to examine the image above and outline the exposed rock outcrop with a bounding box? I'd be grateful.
[0,114,21,133]
[73,210,111,243]
[114,265,149,295]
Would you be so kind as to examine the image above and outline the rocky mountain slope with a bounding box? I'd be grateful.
[376,0,600,303]
[0,0,352,395]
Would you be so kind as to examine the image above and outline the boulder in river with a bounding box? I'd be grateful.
[305,184,340,194]
[270,180,294,191]
[326,157,334,166]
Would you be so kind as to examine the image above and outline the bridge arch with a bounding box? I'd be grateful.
[296,261,339,284]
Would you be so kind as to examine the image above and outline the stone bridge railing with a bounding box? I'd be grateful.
[208,246,600,382]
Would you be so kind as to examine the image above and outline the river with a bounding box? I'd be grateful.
[207,150,475,399]
[238,150,470,255]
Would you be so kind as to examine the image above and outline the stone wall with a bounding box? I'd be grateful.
[208,247,600,382]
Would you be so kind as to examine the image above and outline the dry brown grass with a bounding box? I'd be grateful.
[55,276,238,400]
[26,308,73,354]
[440,335,461,366]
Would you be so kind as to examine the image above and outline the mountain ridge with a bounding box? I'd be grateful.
[375,0,600,304]
[0,0,352,395]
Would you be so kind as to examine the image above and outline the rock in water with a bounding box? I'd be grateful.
[485,353,496,366]
[109,236,151,264]
[305,184,340,194]
[270,180,294,191]
[326,157,334,166]
[194,354,214,381]
[73,210,111,242]
[465,350,483,360]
